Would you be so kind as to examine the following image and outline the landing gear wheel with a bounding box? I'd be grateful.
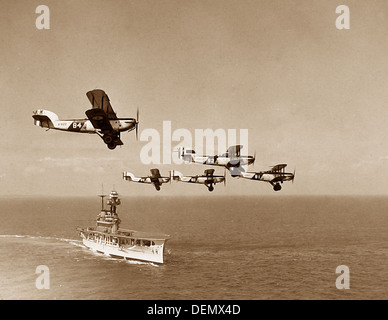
[208,186,214,192]
[103,135,113,144]
[273,183,281,191]
[107,142,117,150]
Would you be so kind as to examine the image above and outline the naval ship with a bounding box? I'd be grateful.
[77,190,169,264]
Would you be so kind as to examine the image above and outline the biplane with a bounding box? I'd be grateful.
[178,145,255,175]
[239,164,295,191]
[170,169,226,192]
[122,169,170,191]
[32,89,139,150]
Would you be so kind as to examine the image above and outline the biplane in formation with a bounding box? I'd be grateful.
[32,89,138,150]
[171,169,226,192]
[179,145,294,192]
[122,169,171,191]
[178,145,255,176]
[239,164,295,191]
[123,168,226,192]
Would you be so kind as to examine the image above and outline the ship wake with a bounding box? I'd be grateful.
[0,234,83,246]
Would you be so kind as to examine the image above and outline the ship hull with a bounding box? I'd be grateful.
[82,238,166,264]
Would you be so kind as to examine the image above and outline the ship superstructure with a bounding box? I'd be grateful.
[78,190,169,264]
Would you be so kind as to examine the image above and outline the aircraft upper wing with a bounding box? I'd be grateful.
[150,169,162,179]
[226,145,243,157]
[204,169,215,176]
[86,89,118,120]
[270,164,287,172]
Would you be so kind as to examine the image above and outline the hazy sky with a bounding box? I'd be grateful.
[1,0,388,197]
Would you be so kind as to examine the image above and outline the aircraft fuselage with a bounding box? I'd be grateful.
[190,155,254,168]
[38,118,136,134]
[242,172,293,182]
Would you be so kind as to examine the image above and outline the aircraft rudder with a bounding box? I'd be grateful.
[170,169,183,181]
[122,171,135,181]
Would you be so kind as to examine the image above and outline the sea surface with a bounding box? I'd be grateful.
[0,195,387,300]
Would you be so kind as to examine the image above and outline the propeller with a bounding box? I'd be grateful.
[292,168,296,184]
[224,168,227,186]
[135,107,139,140]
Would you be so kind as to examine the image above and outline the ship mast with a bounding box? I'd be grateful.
[98,184,106,211]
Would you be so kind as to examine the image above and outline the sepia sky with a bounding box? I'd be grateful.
[1,0,388,197]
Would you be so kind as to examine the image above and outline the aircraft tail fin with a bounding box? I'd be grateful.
[32,110,59,129]
[170,170,183,181]
[122,171,137,182]
[177,147,185,160]
[177,147,195,162]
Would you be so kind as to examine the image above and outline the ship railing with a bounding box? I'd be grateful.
[82,228,169,243]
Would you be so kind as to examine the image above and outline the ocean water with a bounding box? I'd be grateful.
[0,195,387,300]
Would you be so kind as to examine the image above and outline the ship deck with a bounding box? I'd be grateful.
[78,226,170,241]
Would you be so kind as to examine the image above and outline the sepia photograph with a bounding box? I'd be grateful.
[0,0,387,305]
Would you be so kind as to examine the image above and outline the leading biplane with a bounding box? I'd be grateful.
[122,169,170,191]
[170,169,226,192]
[239,164,295,191]
[32,89,139,150]
[178,145,255,176]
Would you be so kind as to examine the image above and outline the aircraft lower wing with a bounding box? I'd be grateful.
[85,108,114,132]
[211,176,226,184]
[155,177,171,184]
[227,166,248,177]
[85,108,123,146]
